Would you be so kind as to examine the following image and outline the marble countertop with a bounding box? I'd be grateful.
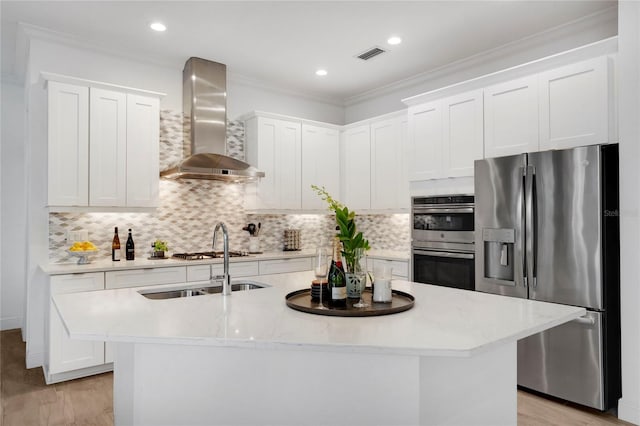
[53,271,585,357]
[41,249,409,275]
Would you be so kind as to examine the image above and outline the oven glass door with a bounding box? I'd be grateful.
[412,209,474,232]
[413,249,475,291]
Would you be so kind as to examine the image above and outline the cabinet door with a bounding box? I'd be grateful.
[126,94,160,207]
[105,266,186,289]
[442,90,484,177]
[89,88,127,206]
[370,117,402,210]
[249,117,278,209]
[539,56,609,150]
[47,82,89,206]
[277,120,302,209]
[407,101,442,181]
[301,124,340,210]
[49,273,105,374]
[398,117,410,209]
[341,125,371,210]
[484,76,539,157]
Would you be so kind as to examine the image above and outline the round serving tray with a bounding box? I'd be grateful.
[285,288,414,317]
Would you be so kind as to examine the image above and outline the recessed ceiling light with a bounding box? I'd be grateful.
[315,69,328,76]
[150,22,167,32]
[387,36,402,45]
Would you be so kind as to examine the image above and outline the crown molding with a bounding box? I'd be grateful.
[344,5,618,107]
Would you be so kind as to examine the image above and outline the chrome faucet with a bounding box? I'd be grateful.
[212,222,231,296]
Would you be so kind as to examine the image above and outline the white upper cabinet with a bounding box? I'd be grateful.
[89,88,127,206]
[407,90,482,180]
[301,124,340,210]
[407,101,442,181]
[484,76,539,158]
[48,82,89,206]
[538,56,609,151]
[340,124,371,211]
[370,116,407,210]
[442,89,484,177]
[245,115,302,210]
[126,94,160,207]
[45,74,163,209]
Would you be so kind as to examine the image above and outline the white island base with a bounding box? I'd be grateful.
[114,341,516,426]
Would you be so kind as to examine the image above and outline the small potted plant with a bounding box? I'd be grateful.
[312,185,370,298]
[152,239,169,258]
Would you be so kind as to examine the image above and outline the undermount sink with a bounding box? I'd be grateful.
[139,281,267,300]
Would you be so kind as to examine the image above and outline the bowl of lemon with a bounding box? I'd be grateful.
[67,241,99,264]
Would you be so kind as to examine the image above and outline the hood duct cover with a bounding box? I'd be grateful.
[160,57,264,181]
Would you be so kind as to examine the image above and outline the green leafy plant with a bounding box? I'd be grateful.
[153,240,169,252]
[311,185,370,272]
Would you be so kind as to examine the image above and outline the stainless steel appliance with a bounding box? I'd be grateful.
[411,195,475,290]
[172,251,250,260]
[474,144,620,410]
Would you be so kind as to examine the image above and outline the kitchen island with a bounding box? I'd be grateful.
[53,271,585,426]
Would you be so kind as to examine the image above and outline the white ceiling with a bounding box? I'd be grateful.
[1,1,617,103]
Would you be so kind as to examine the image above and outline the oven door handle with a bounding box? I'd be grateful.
[412,207,474,214]
[413,249,474,260]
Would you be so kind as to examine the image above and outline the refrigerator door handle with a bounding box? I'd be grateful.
[573,315,596,326]
[520,166,527,288]
[525,165,538,289]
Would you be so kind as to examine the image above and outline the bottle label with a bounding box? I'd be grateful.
[112,249,120,261]
[331,286,346,300]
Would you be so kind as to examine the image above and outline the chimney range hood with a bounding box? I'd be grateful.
[160,57,264,181]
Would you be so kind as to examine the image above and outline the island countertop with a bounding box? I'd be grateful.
[53,270,585,358]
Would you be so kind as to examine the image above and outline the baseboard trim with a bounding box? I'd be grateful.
[617,397,640,424]
[1,317,23,331]
[43,363,113,384]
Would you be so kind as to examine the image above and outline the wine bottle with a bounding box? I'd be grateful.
[112,227,121,261]
[126,229,135,260]
[327,236,346,307]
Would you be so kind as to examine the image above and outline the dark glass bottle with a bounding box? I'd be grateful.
[327,236,346,307]
[112,227,121,261]
[125,229,135,260]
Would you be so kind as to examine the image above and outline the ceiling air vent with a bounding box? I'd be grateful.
[356,47,386,61]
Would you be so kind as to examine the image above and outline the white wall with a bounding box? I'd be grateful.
[616,3,640,424]
[1,80,27,332]
[343,6,618,123]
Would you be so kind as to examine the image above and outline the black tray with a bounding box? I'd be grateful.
[285,288,414,317]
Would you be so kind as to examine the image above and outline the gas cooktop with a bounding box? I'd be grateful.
[172,251,250,260]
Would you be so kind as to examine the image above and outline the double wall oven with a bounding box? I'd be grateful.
[411,195,475,290]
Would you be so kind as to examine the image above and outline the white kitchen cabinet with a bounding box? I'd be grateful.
[212,261,260,278]
[301,124,340,210]
[484,76,539,157]
[340,124,371,211]
[89,88,127,206]
[48,273,105,377]
[370,116,409,210]
[245,115,302,210]
[105,266,186,289]
[47,81,89,206]
[126,94,160,207]
[407,101,443,181]
[186,264,212,282]
[442,90,484,177]
[367,258,409,279]
[259,257,312,275]
[407,90,482,180]
[44,73,163,209]
[538,56,610,151]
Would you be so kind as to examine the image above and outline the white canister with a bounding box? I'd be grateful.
[373,265,393,302]
[249,236,261,253]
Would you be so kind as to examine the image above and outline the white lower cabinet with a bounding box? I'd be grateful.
[186,264,212,282]
[48,273,105,380]
[105,266,186,289]
[367,258,409,279]
[212,261,260,278]
[259,257,312,275]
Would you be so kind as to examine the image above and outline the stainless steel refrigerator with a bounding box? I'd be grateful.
[474,144,620,411]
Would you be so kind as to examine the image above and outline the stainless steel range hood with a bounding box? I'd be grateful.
[160,57,264,181]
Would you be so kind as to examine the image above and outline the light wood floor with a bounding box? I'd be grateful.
[0,329,633,426]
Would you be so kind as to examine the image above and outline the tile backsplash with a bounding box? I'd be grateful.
[49,110,410,263]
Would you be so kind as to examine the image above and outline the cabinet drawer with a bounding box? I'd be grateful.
[259,257,312,275]
[186,265,211,282]
[51,272,105,294]
[105,266,186,289]
[211,261,259,278]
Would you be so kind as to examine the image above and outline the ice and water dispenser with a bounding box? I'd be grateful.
[482,228,515,284]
